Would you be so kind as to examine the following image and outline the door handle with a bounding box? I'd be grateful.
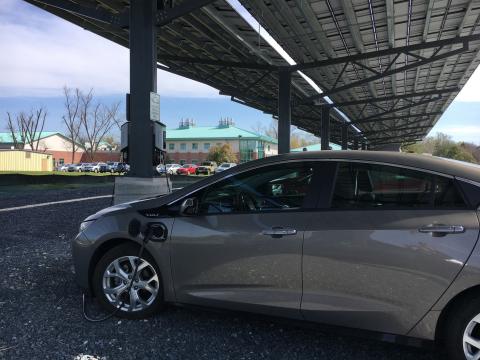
[261,227,297,237]
[418,225,465,236]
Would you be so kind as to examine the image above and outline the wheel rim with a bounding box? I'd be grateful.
[102,256,159,312]
[464,313,480,359]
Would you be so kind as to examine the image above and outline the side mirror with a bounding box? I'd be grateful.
[180,197,198,216]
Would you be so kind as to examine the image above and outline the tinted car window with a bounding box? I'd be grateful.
[332,162,465,209]
[198,164,314,215]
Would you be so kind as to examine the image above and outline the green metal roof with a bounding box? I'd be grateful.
[291,143,341,152]
[0,131,59,144]
[166,126,278,144]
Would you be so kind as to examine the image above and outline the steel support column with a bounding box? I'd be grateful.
[129,0,157,177]
[278,71,291,154]
[320,106,330,150]
[341,124,348,150]
[353,137,359,150]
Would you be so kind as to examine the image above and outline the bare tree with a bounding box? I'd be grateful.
[6,112,23,149]
[62,86,83,163]
[78,90,120,161]
[5,108,46,151]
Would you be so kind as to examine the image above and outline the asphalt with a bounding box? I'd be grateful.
[0,185,442,359]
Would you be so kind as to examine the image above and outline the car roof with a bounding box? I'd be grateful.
[250,151,480,183]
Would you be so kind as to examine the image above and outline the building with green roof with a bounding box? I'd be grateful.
[166,119,278,164]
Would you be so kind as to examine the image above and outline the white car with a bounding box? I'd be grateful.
[91,162,108,173]
[215,162,237,173]
[58,164,70,172]
[156,163,181,175]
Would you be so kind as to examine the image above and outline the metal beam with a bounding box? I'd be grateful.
[351,112,441,124]
[303,45,467,102]
[333,87,458,107]
[278,71,292,154]
[129,0,157,177]
[159,55,274,70]
[30,0,128,26]
[362,125,432,136]
[367,131,426,143]
[321,106,330,150]
[354,97,442,124]
[292,35,478,72]
[157,0,215,27]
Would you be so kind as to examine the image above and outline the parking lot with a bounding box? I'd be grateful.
[0,184,441,359]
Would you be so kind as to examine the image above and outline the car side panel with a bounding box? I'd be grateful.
[426,211,480,314]
[301,209,479,335]
[170,212,308,319]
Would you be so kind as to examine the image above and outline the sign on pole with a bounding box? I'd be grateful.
[150,92,160,122]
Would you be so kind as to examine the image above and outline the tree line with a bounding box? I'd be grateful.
[403,132,480,163]
[3,86,122,163]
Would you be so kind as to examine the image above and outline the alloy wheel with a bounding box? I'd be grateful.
[463,313,480,359]
[102,256,159,312]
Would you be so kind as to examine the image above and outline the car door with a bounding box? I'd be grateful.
[169,161,323,319]
[301,161,480,335]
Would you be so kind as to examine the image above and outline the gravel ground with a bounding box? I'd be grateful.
[0,184,114,209]
[0,186,442,360]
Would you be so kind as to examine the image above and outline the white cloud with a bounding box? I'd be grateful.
[0,0,217,98]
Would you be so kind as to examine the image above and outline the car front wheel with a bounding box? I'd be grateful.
[92,243,164,319]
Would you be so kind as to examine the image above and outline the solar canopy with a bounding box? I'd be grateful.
[26,0,480,148]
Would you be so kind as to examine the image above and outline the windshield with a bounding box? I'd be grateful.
[182,164,190,168]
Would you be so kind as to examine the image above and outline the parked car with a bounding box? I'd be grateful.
[196,161,217,175]
[107,162,129,174]
[156,163,181,175]
[80,163,94,172]
[74,151,480,359]
[167,164,181,175]
[215,162,236,173]
[68,163,82,172]
[58,164,70,172]
[176,164,197,175]
[91,162,109,173]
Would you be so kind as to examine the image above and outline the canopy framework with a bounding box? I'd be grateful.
[25,0,480,150]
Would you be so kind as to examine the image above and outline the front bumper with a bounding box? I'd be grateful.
[71,231,96,292]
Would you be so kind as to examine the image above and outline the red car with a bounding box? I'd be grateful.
[176,164,198,175]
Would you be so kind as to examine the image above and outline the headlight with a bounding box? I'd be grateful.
[79,220,95,232]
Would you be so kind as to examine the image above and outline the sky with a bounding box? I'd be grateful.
[0,0,480,144]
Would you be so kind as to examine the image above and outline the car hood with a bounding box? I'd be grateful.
[83,202,133,222]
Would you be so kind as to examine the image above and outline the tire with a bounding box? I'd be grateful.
[92,243,164,319]
[444,296,480,359]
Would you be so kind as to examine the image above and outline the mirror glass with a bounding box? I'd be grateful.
[180,197,197,215]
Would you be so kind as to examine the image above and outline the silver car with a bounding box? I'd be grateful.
[73,151,480,359]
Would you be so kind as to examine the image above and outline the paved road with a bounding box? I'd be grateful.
[0,187,442,359]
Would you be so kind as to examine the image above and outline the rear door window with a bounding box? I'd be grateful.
[331,162,466,209]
